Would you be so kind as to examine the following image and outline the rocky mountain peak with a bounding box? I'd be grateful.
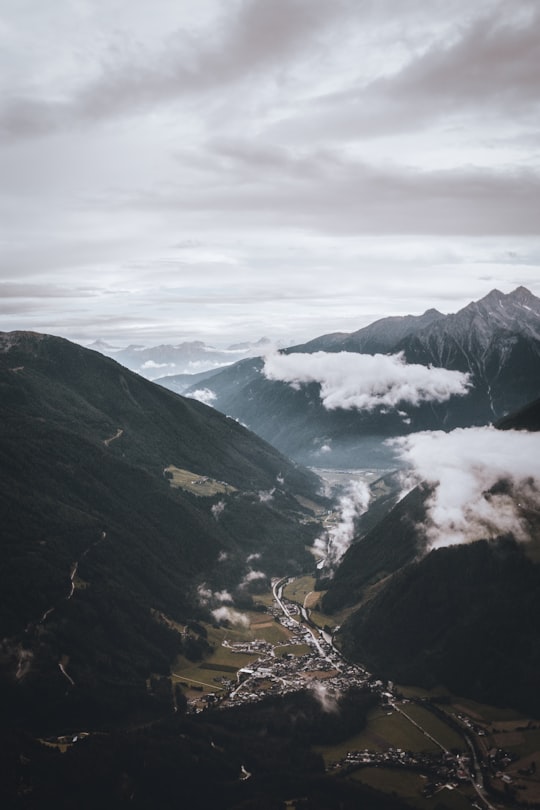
[451,286,540,333]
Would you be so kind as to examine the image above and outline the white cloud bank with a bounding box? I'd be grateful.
[263,352,470,411]
[315,480,371,570]
[392,427,540,550]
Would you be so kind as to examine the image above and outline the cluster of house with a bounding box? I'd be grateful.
[335,746,472,790]
[226,650,370,707]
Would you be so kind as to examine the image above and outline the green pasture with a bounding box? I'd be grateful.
[172,645,260,693]
[447,695,527,724]
[397,684,451,701]
[505,727,540,759]
[316,707,443,761]
[399,704,465,752]
[164,465,237,496]
[172,619,261,692]
[283,575,317,604]
[250,622,291,645]
[349,768,474,810]
[274,643,312,658]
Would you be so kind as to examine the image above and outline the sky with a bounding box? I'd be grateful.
[1,0,539,346]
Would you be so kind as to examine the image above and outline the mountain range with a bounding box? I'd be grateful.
[1,323,539,806]
[0,331,324,730]
[167,287,540,467]
[90,337,275,381]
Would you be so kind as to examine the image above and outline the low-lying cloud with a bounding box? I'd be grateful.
[263,351,470,411]
[315,480,371,570]
[392,426,540,549]
[188,388,216,406]
[211,500,225,520]
[199,585,250,625]
[211,606,250,627]
[197,584,233,606]
[310,681,338,713]
[240,569,267,589]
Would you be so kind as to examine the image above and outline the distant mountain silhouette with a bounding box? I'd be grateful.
[92,337,276,380]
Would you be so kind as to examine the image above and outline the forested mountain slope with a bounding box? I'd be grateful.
[0,331,324,729]
[331,396,540,715]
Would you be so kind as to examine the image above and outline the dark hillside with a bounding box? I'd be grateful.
[496,397,540,432]
[0,331,319,494]
[338,538,540,716]
[322,485,430,612]
[0,331,324,730]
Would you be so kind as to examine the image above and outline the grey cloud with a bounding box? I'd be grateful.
[278,2,540,138]
[0,282,99,298]
[128,148,540,236]
[0,0,537,346]
[0,0,347,140]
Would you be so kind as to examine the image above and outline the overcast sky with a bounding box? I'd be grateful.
[1,0,539,346]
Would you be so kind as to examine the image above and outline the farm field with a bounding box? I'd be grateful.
[164,465,237,496]
[315,706,444,763]
[349,768,474,810]
[398,703,465,751]
[282,576,359,630]
[283,575,317,605]
[274,643,312,658]
[171,605,293,697]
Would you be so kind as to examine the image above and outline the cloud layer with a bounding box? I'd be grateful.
[0,0,538,344]
[263,351,470,411]
[393,426,540,549]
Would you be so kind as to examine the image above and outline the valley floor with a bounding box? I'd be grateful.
[167,573,540,810]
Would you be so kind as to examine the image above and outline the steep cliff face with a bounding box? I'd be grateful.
[398,287,540,418]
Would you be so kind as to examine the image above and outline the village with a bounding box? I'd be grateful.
[183,580,497,804]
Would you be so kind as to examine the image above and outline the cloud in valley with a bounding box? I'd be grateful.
[263,351,470,411]
[310,682,338,713]
[197,584,233,606]
[240,569,267,589]
[315,480,371,570]
[392,426,540,549]
[211,606,250,627]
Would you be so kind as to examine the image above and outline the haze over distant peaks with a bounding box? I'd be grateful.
[90,336,279,380]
